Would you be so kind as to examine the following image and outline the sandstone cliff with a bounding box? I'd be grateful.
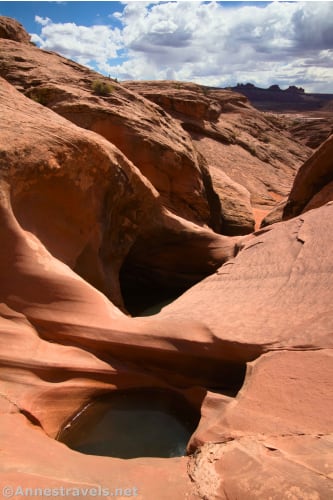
[262,132,333,227]
[123,80,311,230]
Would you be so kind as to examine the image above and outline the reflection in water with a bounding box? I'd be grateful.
[58,390,199,459]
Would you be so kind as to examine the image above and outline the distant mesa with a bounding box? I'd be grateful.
[235,82,305,93]
[268,84,281,91]
[284,85,305,94]
[232,82,331,112]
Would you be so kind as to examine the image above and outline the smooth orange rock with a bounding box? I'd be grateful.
[284,134,333,219]
[0,412,199,500]
[0,18,332,500]
[159,203,333,360]
[0,37,221,231]
[210,167,255,235]
[123,80,311,230]
[188,350,333,499]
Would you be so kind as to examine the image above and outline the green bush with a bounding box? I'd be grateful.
[91,79,114,96]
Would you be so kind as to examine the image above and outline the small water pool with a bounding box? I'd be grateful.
[58,389,199,459]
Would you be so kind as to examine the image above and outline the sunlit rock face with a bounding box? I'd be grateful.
[0,16,31,43]
[123,80,312,230]
[262,133,333,227]
[0,16,332,500]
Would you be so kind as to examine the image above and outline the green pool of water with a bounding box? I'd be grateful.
[58,390,198,459]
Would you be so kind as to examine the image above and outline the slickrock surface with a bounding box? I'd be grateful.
[288,114,333,149]
[123,81,311,228]
[0,39,221,231]
[158,203,333,359]
[188,350,333,499]
[0,17,332,500]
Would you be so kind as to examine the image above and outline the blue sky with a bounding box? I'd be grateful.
[1,1,333,92]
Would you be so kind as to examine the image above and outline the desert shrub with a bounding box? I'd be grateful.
[229,129,238,141]
[265,113,287,130]
[27,88,50,105]
[247,143,258,156]
[91,79,114,96]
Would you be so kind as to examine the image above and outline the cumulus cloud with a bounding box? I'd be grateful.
[32,16,122,66]
[30,2,333,92]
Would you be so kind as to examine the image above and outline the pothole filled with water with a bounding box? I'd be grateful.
[57,389,200,459]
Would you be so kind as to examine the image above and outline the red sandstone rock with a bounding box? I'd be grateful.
[0,77,238,312]
[0,16,31,44]
[210,167,255,235]
[288,114,333,149]
[283,133,333,219]
[123,81,311,229]
[0,18,332,500]
[0,38,220,231]
[0,412,199,500]
[188,350,333,498]
[0,76,242,415]
[303,180,333,212]
[260,199,287,227]
[159,202,333,361]
[189,435,333,499]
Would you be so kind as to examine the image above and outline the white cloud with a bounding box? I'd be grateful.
[30,2,333,92]
[35,15,51,27]
[33,15,122,66]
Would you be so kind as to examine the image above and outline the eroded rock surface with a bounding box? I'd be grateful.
[123,80,311,228]
[283,134,333,219]
[0,38,221,231]
[288,114,333,149]
[159,203,333,360]
[0,16,31,44]
[0,17,332,500]
[262,133,333,227]
[188,350,333,499]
